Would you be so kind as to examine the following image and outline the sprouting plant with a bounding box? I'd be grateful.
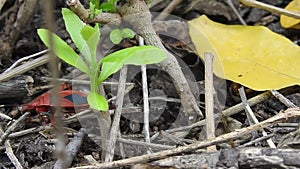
[89,0,118,18]
[99,0,118,13]
[37,8,166,111]
[109,28,135,44]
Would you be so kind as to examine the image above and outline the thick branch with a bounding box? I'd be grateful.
[117,0,203,123]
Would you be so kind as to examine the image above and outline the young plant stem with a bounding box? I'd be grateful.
[90,64,111,160]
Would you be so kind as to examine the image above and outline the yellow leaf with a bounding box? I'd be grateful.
[280,0,300,29]
[188,15,300,91]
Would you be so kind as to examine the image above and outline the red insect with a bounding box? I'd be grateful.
[21,84,89,124]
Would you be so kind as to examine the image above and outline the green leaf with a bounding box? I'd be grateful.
[100,3,116,12]
[37,29,89,75]
[62,8,91,63]
[101,46,167,65]
[94,9,101,16]
[87,92,109,111]
[109,0,118,4]
[98,46,166,83]
[91,0,100,8]
[89,2,95,18]
[121,28,135,39]
[100,0,117,12]
[145,0,152,5]
[98,62,123,83]
[110,29,122,44]
[80,24,100,60]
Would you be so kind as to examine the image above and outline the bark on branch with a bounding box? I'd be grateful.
[116,0,203,126]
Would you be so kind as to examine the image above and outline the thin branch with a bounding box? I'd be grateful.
[89,133,175,150]
[166,91,271,133]
[117,131,126,159]
[240,0,300,19]
[226,0,247,25]
[0,126,23,169]
[0,112,30,144]
[54,128,87,168]
[155,0,183,20]
[0,54,50,82]
[4,139,23,169]
[8,125,50,139]
[160,131,189,145]
[204,52,216,151]
[105,66,128,162]
[271,90,298,108]
[238,87,276,148]
[4,50,49,73]
[69,108,300,169]
[139,36,151,151]
[0,111,13,121]
[238,133,275,148]
[66,0,89,21]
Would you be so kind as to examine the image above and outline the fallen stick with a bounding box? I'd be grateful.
[0,54,50,82]
[240,0,300,19]
[69,108,300,169]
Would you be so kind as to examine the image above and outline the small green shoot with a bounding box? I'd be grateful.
[89,0,101,19]
[100,0,118,12]
[37,8,166,111]
[89,0,118,18]
[121,28,135,39]
[110,29,122,44]
[109,28,136,45]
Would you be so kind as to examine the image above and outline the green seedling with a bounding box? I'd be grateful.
[89,0,101,19]
[109,28,135,44]
[37,8,166,111]
[89,0,118,19]
[100,0,118,12]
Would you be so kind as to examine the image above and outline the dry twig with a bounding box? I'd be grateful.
[238,87,276,148]
[105,66,128,162]
[139,36,151,152]
[4,50,49,73]
[0,112,30,144]
[4,139,23,169]
[70,108,300,169]
[240,0,300,19]
[226,0,247,25]
[204,52,216,151]
[0,54,50,82]
[166,91,271,133]
[155,0,183,20]
[271,90,298,108]
[54,128,87,169]
[0,126,23,169]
